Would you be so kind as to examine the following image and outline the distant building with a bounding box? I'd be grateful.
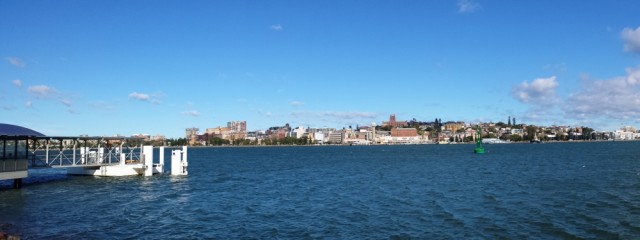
[313,132,326,144]
[621,126,637,133]
[227,121,247,140]
[382,114,408,128]
[185,128,199,146]
[443,122,465,133]
[206,127,230,139]
[292,126,306,139]
[328,131,344,144]
[131,133,150,141]
[386,128,421,144]
[152,134,166,141]
[391,128,418,137]
[614,126,640,140]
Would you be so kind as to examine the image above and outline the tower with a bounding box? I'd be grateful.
[390,114,396,128]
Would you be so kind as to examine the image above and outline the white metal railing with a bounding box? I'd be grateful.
[28,138,143,168]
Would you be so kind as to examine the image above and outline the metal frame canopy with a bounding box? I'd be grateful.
[1,124,139,168]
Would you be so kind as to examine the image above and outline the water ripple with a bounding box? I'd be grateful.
[1,143,639,238]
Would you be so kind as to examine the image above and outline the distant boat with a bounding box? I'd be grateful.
[530,139,542,143]
[474,127,485,154]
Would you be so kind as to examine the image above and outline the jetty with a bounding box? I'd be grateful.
[1,124,188,189]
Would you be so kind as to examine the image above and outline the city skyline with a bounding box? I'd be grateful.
[2,1,640,138]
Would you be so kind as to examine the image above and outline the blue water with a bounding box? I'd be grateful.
[1,142,640,239]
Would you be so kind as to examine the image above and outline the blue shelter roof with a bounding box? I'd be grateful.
[0,123,45,137]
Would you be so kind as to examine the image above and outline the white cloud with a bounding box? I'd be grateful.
[6,57,25,68]
[12,79,22,87]
[511,76,559,106]
[457,0,481,14]
[258,110,273,117]
[271,24,283,31]
[621,26,640,53]
[182,110,200,117]
[59,98,72,107]
[25,101,32,108]
[290,101,304,107]
[565,66,640,120]
[28,85,57,98]
[128,92,150,101]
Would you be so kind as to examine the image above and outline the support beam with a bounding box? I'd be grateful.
[73,140,77,166]
[13,178,22,189]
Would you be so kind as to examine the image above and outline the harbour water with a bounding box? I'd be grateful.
[1,142,639,239]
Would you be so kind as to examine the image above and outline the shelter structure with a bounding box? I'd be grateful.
[0,123,45,188]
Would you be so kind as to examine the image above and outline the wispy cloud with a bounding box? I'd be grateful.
[90,101,115,111]
[621,26,640,53]
[59,98,72,107]
[28,85,57,98]
[290,101,304,107]
[182,110,200,117]
[457,0,481,14]
[271,24,283,31]
[511,76,559,106]
[258,110,273,117]
[128,92,150,101]
[289,111,380,127]
[12,79,22,87]
[6,57,25,68]
[25,101,32,108]
[128,91,163,104]
[291,111,378,120]
[565,65,640,120]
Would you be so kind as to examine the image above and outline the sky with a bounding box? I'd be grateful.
[2,0,640,138]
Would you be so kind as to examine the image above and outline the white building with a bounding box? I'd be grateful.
[613,129,639,140]
[313,132,325,143]
[293,126,306,139]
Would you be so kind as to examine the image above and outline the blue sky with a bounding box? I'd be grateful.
[2,0,640,138]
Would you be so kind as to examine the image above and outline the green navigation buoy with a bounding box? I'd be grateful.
[474,126,485,154]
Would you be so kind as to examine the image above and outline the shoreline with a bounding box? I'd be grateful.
[178,139,637,148]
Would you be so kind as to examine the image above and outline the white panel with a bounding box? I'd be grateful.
[171,150,182,175]
[143,146,153,176]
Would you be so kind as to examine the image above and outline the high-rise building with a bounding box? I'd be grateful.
[227,121,247,133]
[227,121,247,139]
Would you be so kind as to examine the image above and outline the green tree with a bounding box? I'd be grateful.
[524,126,538,140]
[483,133,497,139]
[509,134,523,142]
[379,125,392,131]
[166,138,181,146]
[557,134,567,141]
[582,127,595,140]
[209,137,230,146]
